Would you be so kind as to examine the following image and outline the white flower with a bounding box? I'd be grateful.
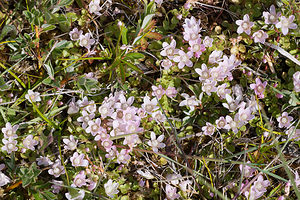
[69,28,83,41]
[48,160,65,178]
[276,15,298,35]
[2,122,18,139]
[208,50,223,64]
[2,138,18,154]
[195,64,211,82]
[236,14,254,35]
[67,99,79,114]
[0,171,11,187]
[79,33,95,50]
[88,0,101,15]
[63,135,78,151]
[165,184,180,200]
[70,152,89,167]
[179,93,200,111]
[173,50,193,69]
[98,103,114,118]
[22,134,38,151]
[160,39,180,60]
[203,36,213,47]
[104,179,119,198]
[202,80,217,96]
[25,90,41,103]
[141,96,159,114]
[37,156,53,166]
[152,110,167,123]
[147,132,165,153]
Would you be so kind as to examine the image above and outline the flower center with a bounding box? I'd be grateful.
[281,116,288,124]
[83,116,90,123]
[256,31,263,38]
[156,89,162,95]
[218,120,225,128]
[117,110,123,118]
[75,178,82,185]
[125,113,132,121]
[145,104,153,112]
[101,107,108,114]
[155,113,162,121]
[53,167,61,174]
[208,126,214,133]
[74,157,81,165]
[231,121,237,128]
[257,85,264,93]
[69,142,75,148]
[190,33,198,40]
[129,125,136,133]
[7,143,14,150]
[242,22,249,29]
[187,99,194,106]
[72,33,79,40]
[202,71,209,79]
[6,130,13,137]
[269,15,276,22]
[81,38,88,46]
[166,48,174,56]
[192,44,200,52]
[182,55,189,62]
[121,103,128,110]
[91,124,99,132]
[241,113,248,121]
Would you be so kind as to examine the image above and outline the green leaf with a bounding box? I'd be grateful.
[121,27,128,45]
[41,24,56,32]
[141,14,155,30]
[19,162,41,188]
[124,52,145,60]
[58,0,74,7]
[121,59,143,74]
[0,24,17,40]
[119,64,125,83]
[44,60,55,80]
[41,190,57,200]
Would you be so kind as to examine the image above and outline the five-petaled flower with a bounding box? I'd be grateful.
[236,14,254,35]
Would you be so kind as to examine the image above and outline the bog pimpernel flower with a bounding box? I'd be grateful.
[0,170,11,187]
[262,5,281,25]
[63,135,78,151]
[2,122,18,139]
[70,152,89,167]
[22,134,38,151]
[48,160,65,178]
[69,28,83,41]
[79,33,95,50]
[275,15,298,35]
[25,90,41,103]
[179,93,200,111]
[152,85,165,99]
[277,112,293,128]
[147,132,165,153]
[236,14,254,35]
[88,0,101,15]
[250,78,267,99]
[293,71,300,92]
[165,86,177,98]
[195,64,211,82]
[104,179,119,198]
[173,50,193,69]
[165,184,180,200]
[202,122,216,136]
[252,30,268,44]
[2,138,18,154]
[160,39,179,59]
[161,59,173,70]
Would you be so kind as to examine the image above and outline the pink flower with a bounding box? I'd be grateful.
[263,5,281,25]
[179,93,200,111]
[69,28,83,41]
[276,15,298,35]
[2,122,18,139]
[183,16,201,33]
[51,180,63,194]
[202,80,217,96]
[216,83,231,99]
[238,106,255,125]
[160,39,179,59]
[215,116,227,129]
[173,50,193,69]
[195,64,211,82]
[251,175,270,199]
[203,36,213,47]
[63,135,78,151]
[101,139,113,151]
[277,112,293,128]
[165,86,177,98]
[48,160,65,178]
[70,152,89,167]
[22,135,38,151]
[224,114,240,133]
[98,103,114,118]
[208,50,223,64]
[286,126,300,141]
[183,29,200,44]
[77,111,95,129]
[152,85,165,99]
[252,30,268,44]
[236,14,254,35]
[142,96,158,114]
[2,138,18,154]
[79,33,95,50]
[116,149,131,164]
[72,171,87,188]
[152,110,167,123]
[165,184,180,200]
[161,59,173,70]
[239,161,256,178]
[188,38,206,58]
[293,71,300,92]
[250,78,267,99]
[89,0,101,15]
[114,94,134,110]
[147,132,165,153]
[86,118,104,136]
[202,122,215,135]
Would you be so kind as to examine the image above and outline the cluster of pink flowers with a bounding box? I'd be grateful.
[236,5,297,44]
[1,122,38,154]
[243,175,270,200]
[152,85,178,99]
[69,28,95,51]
